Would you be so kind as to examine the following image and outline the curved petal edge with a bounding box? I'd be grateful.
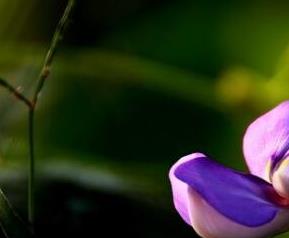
[243,100,289,181]
[169,153,289,238]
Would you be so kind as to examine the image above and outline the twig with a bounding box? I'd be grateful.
[28,0,75,226]
[32,0,75,106]
[0,78,32,108]
[0,0,75,229]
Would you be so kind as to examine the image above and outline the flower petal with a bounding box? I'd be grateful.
[272,157,289,199]
[169,154,289,238]
[174,156,278,227]
[169,152,205,225]
[243,101,289,181]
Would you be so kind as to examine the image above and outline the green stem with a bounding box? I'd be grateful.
[32,0,75,106]
[28,109,35,226]
[0,78,32,108]
[28,0,75,226]
[0,0,75,230]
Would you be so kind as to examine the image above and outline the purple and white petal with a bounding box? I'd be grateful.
[169,153,289,238]
[169,152,205,225]
[187,187,289,238]
[243,101,289,181]
[272,157,289,200]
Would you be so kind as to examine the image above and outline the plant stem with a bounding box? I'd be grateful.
[0,0,75,229]
[28,0,75,226]
[32,0,75,106]
[0,78,32,108]
[28,109,34,226]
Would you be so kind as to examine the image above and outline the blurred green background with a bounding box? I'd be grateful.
[0,0,289,237]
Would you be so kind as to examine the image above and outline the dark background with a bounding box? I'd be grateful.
[0,0,289,237]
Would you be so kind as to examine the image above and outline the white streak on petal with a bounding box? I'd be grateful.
[169,153,205,225]
[272,157,289,200]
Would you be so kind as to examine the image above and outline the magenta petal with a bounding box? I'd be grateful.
[243,101,289,181]
[169,153,289,238]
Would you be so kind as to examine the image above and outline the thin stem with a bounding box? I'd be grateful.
[0,78,32,108]
[28,109,34,226]
[0,0,75,229]
[28,0,75,226]
[32,0,75,106]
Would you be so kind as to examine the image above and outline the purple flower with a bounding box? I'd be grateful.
[169,101,289,238]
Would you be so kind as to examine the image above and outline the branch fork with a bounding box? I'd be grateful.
[0,0,75,229]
